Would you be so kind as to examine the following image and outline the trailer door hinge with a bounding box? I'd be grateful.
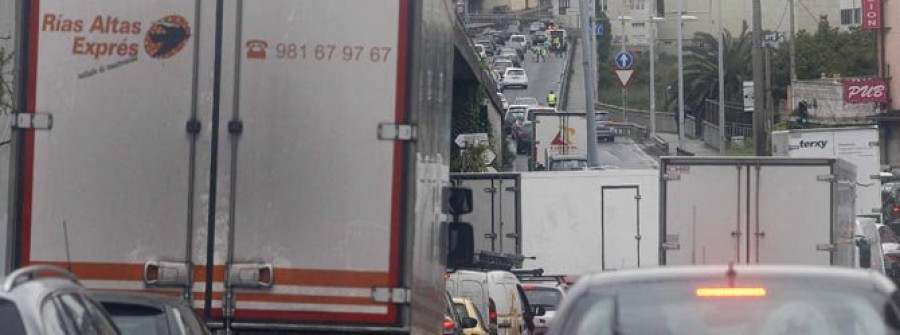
[13,113,53,130]
[816,243,836,252]
[869,141,879,147]
[484,187,497,194]
[372,287,411,304]
[662,173,681,181]
[505,186,520,193]
[377,123,416,141]
[484,233,498,239]
[816,174,836,182]
[505,233,520,239]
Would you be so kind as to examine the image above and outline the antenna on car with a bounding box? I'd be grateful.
[62,220,72,272]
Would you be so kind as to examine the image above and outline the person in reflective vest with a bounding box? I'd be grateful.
[547,90,557,108]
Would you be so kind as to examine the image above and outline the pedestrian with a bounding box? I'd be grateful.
[547,90,557,108]
[553,38,562,57]
[541,46,548,63]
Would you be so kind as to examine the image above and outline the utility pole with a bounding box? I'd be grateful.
[649,14,658,136]
[752,0,766,156]
[717,0,725,154]
[580,0,600,166]
[789,0,796,82]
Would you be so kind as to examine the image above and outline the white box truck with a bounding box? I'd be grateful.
[451,170,660,275]
[529,112,587,171]
[11,0,462,332]
[772,126,882,217]
[659,157,857,267]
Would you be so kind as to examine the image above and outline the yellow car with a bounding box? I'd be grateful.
[452,298,490,335]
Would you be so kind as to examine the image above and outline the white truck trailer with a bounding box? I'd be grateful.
[659,157,857,267]
[10,0,462,332]
[773,126,882,217]
[451,170,660,275]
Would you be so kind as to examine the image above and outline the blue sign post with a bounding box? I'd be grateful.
[594,23,604,36]
[614,51,634,69]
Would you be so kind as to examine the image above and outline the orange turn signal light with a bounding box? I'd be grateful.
[695,287,767,297]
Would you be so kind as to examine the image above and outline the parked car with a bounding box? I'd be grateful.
[521,284,565,335]
[549,265,900,334]
[501,68,528,89]
[0,265,120,334]
[513,97,540,107]
[446,269,540,335]
[92,291,211,335]
[453,298,490,335]
[596,110,615,142]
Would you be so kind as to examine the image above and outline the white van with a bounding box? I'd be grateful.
[446,270,534,335]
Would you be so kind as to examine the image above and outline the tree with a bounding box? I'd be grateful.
[0,37,13,114]
[665,24,752,118]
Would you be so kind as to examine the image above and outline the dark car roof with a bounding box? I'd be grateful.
[91,291,189,309]
[578,265,896,294]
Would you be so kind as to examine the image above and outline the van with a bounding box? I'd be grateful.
[447,270,534,335]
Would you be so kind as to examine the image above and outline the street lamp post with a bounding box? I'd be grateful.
[649,16,665,137]
[676,7,698,149]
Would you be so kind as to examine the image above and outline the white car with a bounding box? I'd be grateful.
[513,97,540,107]
[508,34,528,50]
[501,67,528,89]
[474,44,487,59]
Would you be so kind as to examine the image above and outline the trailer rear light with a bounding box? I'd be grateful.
[695,287,767,297]
[892,205,900,214]
[227,263,275,288]
[522,284,535,290]
[489,298,498,324]
[143,261,190,287]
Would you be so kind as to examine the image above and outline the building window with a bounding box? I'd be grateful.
[559,0,570,14]
[854,8,861,24]
[840,9,853,25]
[633,0,645,10]
[632,22,646,29]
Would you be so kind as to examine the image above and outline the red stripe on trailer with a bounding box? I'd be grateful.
[387,0,410,325]
[234,310,391,324]
[21,0,40,267]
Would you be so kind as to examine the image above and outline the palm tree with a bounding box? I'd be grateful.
[666,23,752,128]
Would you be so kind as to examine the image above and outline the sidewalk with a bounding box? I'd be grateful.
[655,133,721,156]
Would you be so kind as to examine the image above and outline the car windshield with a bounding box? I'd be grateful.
[507,69,525,76]
[550,159,588,171]
[101,302,169,335]
[512,36,525,42]
[564,281,900,335]
[524,287,563,311]
[507,111,525,122]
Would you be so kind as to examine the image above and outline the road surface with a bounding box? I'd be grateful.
[505,40,657,171]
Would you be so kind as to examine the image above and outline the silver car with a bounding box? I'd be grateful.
[0,265,120,334]
[550,265,900,334]
[595,111,615,142]
[92,291,211,335]
[521,283,565,335]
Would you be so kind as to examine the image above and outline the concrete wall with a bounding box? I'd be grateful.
[793,79,878,124]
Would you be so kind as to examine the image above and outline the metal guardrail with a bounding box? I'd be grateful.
[609,122,649,142]
[558,37,576,111]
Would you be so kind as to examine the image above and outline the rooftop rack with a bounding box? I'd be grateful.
[450,251,525,272]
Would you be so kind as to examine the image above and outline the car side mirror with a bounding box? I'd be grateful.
[444,187,473,216]
[461,316,478,329]
[533,306,547,317]
[447,222,474,268]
